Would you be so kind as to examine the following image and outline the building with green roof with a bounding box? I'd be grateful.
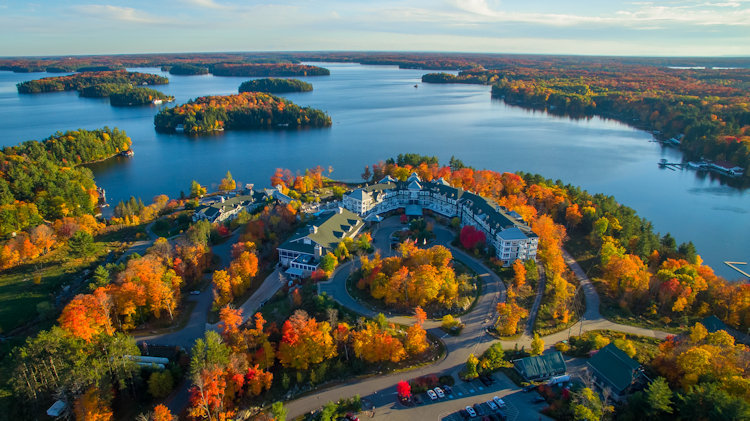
[277,207,363,278]
[586,343,643,398]
[514,351,567,381]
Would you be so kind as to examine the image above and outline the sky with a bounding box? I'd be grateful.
[0,0,748,57]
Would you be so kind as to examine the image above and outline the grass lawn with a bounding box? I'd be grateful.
[0,239,120,334]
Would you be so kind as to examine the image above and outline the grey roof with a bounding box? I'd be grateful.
[587,344,641,393]
[407,172,421,182]
[514,352,567,380]
[348,189,369,201]
[408,180,422,190]
[379,175,396,183]
[363,182,396,192]
[497,227,529,241]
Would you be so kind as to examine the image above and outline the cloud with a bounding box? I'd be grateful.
[181,0,228,10]
[70,4,166,24]
[444,0,750,27]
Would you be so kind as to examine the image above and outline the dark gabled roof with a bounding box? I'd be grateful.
[425,181,464,199]
[700,315,728,333]
[363,182,395,193]
[587,344,641,393]
[514,352,567,380]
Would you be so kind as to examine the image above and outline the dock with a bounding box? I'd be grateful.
[658,159,684,171]
[725,261,750,280]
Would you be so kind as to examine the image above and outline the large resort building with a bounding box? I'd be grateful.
[343,173,538,265]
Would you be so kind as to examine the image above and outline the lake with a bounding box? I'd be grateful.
[0,63,747,280]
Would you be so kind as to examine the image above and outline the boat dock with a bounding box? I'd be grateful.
[658,159,685,171]
[725,262,750,281]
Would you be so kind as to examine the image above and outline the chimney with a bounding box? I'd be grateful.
[338,207,343,214]
[309,225,318,234]
[220,196,225,203]
[314,244,322,258]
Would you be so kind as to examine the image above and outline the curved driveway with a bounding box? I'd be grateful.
[288,216,671,418]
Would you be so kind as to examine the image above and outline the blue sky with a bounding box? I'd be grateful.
[1,0,748,56]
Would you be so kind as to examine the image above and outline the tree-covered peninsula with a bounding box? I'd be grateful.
[154,92,331,134]
[238,78,313,93]
[0,128,131,234]
[16,70,169,94]
[162,63,210,75]
[422,66,750,177]
[211,63,330,77]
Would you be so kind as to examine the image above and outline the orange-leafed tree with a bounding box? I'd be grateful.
[404,307,429,355]
[219,306,244,350]
[277,310,336,370]
[151,404,174,421]
[59,292,114,342]
[351,322,406,363]
[245,364,273,396]
[74,387,113,421]
[512,259,527,291]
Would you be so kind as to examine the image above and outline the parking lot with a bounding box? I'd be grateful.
[365,371,552,421]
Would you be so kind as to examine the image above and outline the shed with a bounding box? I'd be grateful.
[514,351,567,381]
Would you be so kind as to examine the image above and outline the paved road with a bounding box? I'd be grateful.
[116,220,159,264]
[286,217,508,418]
[523,265,547,338]
[288,216,671,419]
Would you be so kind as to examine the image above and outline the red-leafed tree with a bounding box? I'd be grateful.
[397,380,411,399]
[460,225,486,250]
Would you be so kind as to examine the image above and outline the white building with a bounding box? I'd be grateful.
[343,173,537,265]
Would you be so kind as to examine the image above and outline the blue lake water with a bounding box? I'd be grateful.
[0,62,747,279]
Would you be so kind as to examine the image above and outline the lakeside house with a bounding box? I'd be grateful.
[277,207,364,278]
[342,173,538,265]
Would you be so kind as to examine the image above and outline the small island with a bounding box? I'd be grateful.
[238,78,313,93]
[109,87,174,106]
[16,70,169,94]
[154,92,331,134]
[211,63,330,77]
[162,63,210,75]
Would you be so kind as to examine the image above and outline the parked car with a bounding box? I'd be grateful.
[412,395,422,405]
[523,384,537,393]
[443,385,453,394]
[434,387,445,398]
[426,389,437,400]
[465,406,477,417]
[533,395,546,403]
[486,400,498,411]
[473,403,486,416]
[493,396,506,408]
[496,410,508,421]
[459,409,470,419]
[190,290,201,295]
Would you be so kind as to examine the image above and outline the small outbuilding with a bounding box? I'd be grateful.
[514,351,567,381]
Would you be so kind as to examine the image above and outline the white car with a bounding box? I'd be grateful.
[493,396,506,408]
[434,387,445,398]
[426,389,437,400]
[486,400,498,411]
[465,406,477,417]
[189,290,201,295]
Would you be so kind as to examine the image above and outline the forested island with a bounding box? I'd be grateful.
[154,92,331,134]
[238,78,313,93]
[211,63,330,77]
[16,70,169,94]
[0,128,131,235]
[109,87,174,106]
[161,63,209,75]
[423,66,750,177]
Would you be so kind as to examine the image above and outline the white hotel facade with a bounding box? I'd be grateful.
[343,173,538,265]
